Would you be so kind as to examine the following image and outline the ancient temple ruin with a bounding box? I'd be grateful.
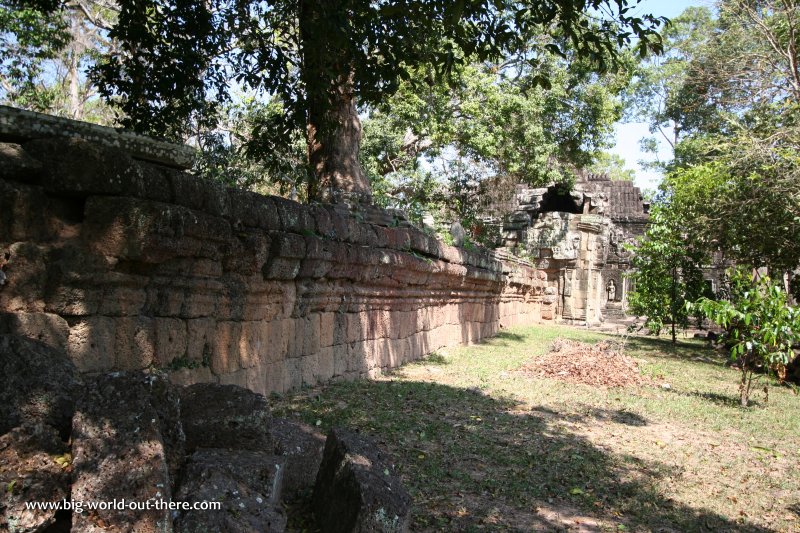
[498,174,650,325]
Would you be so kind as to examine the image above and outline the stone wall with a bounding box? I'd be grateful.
[0,128,549,395]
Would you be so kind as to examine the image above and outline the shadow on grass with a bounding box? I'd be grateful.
[532,405,649,427]
[679,390,757,408]
[275,379,770,532]
[620,334,731,364]
[487,330,526,344]
[423,352,450,365]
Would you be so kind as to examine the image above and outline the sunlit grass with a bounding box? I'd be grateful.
[273,324,800,532]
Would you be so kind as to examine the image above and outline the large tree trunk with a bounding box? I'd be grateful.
[300,0,372,204]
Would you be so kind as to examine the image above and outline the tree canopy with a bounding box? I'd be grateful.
[7,0,665,202]
[627,0,800,278]
[0,0,117,121]
[626,0,800,347]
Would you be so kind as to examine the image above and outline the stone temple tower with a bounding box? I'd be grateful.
[498,174,649,325]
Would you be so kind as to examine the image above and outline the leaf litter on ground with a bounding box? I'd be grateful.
[519,338,651,387]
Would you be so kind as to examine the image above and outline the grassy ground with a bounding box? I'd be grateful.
[271,324,800,532]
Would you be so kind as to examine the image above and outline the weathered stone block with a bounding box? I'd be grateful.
[283,357,303,391]
[346,312,368,343]
[215,280,247,322]
[179,383,273,452]
[154,317,188,366]
[228,188,280,230]
[223,230,271,275]
[317,346,335,382]
[300,353,319,385]
[180,290,217,319]
[319,312,335,348]
[323,205,350,241]
[184,317,215,366]
[301,313,321,356]
[268,418,326,499]
[0,334,81,436]
[313,428,411,533]
[174,449,286,533]
[83,196,231,263]
[143,372,185,488]
[0,242,48,313]
[310,204,335,239]
[27,137,172,201]
[0,311,69,352]
[273,196,313,234]
[239,320,269,369]
[45,285,103,316]
[347,341,370,373]
[218,368,248,389]
[0,425,70,533]
[169,170,230,217]
[144,285,184,317]
[71,373,172,533]
[262,257,301,280]
[210,321,242,375]
[0,142,43,183]
[0,180,57,243]
[265,362,286,395]
[67,316,116,373]
[332,343,349,377]
[114,316,155,370]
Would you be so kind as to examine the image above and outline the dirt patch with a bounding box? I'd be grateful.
[520,338,650,387]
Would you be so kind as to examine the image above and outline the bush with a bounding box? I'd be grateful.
[692,268,800,407]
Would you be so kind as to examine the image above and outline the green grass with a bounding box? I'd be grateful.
[272,324,800,532]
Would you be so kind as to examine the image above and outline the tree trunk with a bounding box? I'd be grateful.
[300,0,372,205]
[671,266,677,344]
[740,368,749,407]
[67,14,83,120]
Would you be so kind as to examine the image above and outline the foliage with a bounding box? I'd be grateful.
[586,152,636,181]
[627,0,800,167]
[665,149,800,275]
[623,5,718,166]
[360,51,630,240]
[89,0,663,135]
[193,97,308,196]
[83,0,664,198]
[1,1,70,107]
[627,201,708,342]
[627,0,800,302]
[0,0,117,122]
[693,268,800,407]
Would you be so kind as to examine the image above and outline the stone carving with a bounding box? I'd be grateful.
[607,279,616,302]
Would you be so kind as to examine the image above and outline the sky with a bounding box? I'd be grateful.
[611,0,707,192]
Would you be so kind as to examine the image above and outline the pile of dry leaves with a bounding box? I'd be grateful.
[520,338,649,387]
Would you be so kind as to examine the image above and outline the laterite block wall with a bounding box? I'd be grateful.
[0,117,551,395]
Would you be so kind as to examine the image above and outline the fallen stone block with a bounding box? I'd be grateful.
[313,428,411,533]
[71,373,172,533]
[0,424,70,533]
[174,448,286,533]
[179,383,273,452]
[144,373,185,488]
[268,418,325,499]
[0,334,81,437]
